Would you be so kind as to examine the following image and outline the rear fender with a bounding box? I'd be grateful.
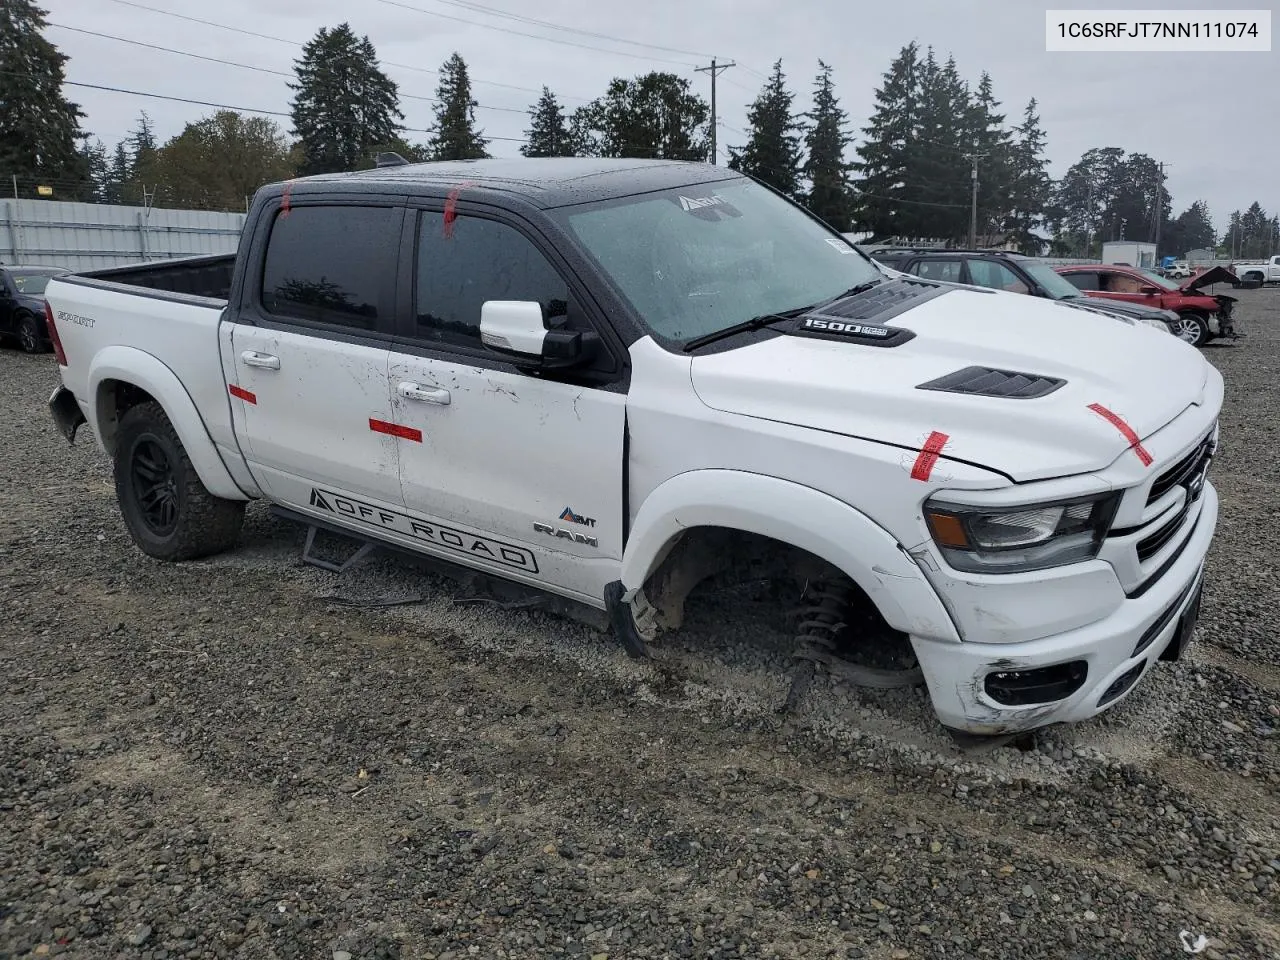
[621,470,960,642]
[88,346,249,501]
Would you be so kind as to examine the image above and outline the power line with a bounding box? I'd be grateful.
[851,189,971,209]
[411,0,716,59]
[98,0,582,101]
[370,0,702,67]
[47,22,529,115]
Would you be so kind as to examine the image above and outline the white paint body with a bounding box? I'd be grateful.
[46,275,1222,735]
[1231,255,1280,284]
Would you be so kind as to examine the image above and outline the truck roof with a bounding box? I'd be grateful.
[274,157,740,209]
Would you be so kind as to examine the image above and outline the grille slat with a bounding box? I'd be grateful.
[1148,434,1214,505]
[916,366,1066,400]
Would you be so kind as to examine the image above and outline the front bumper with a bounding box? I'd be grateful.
[911,481,1218,735]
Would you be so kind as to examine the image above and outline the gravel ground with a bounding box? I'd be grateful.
[2,292,1278,960]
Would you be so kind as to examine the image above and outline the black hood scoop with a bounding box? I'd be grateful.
[917,366,1067,399]
[788,276,950,348]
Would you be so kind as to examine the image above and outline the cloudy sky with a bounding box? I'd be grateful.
[41,0,1274,230]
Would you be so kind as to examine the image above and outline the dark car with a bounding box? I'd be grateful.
[879,250,1181,337]
[1,266,70,353]
[1054,264,1238,347]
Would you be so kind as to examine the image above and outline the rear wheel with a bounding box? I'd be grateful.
[16,312,46,354]
[113,401,245,561]
[1171,312,1210,347]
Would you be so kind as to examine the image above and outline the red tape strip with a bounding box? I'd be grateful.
[1087,403,1153,467]
[369,418,423,443]
[910,431,949,481]
[228,384,256,404]
[442,180,477,239]
[280,181,293,217]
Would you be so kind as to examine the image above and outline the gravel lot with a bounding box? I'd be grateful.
[2,292,1278,960]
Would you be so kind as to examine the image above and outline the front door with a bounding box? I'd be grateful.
[223,200,408,515]
[387,206,628,606]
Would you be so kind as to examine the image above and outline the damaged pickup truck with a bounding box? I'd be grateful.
[43,157,1221,737]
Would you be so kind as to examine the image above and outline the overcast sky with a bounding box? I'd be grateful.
[41,0,1274,230]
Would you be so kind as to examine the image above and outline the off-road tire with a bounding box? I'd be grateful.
[16,312,46,354]
[113,401,245,561]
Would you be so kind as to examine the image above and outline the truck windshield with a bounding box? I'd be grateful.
[1022,261,1089,300]
[553,179,883,345]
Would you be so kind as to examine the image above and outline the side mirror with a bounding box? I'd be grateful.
[1139,285,1161,295]
[480,300,584,369]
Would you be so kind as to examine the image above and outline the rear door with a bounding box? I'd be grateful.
[964,259,1030,294]
[221,197,409,516]
[384,203,629,605]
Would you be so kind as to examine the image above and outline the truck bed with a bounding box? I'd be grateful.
[75,253,236,303]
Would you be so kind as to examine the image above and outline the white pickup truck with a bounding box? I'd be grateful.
[1232,255,1280,285]
[43,158,1222,737]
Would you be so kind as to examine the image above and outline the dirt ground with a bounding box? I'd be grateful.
[1,290,1277,960]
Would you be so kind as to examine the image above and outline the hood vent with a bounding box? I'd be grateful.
[917,366,1066,400]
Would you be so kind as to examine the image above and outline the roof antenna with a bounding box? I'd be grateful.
[375,152,409,168]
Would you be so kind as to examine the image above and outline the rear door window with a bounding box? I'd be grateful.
[910,259,963,283]
[966,260,1029,294]
[1062,271,1099,291]
[260,204,401,333]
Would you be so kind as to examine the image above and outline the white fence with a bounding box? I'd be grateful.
[0,199,246,272]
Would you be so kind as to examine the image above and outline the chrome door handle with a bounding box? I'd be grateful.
[241,351,280,370]
[398,381,451,405]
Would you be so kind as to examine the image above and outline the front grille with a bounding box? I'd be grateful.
[916,366,1066,400]
[1136,501,1192,562]
[1147,433,1215,506]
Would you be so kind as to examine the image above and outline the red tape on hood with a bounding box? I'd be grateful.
[1088,403,1153,467]
[910,431,949,481]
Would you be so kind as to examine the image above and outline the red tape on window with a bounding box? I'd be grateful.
[442,180,477,239]
[911,431,949,481]
[1087,403,1152,467]
[280,180,293,217]
[369,418,423,443]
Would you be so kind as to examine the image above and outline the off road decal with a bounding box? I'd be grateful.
[308,488,538,573]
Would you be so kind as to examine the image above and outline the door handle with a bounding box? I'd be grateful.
[241,351,280,370]
[398,381,451,405]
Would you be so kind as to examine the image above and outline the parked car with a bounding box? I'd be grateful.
[886,250,1179,335]
[1165,261,1193,279]
[0,265,70,353]
[1230,255,1280,286]
[43,158,1221,737]
[1055,263,1239,347]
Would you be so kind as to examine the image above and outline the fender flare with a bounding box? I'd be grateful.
[88,346,249,501]
[621,469,960,643]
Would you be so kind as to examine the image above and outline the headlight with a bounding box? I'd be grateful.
[1140,316,1172,333]
[924,492,1121,573]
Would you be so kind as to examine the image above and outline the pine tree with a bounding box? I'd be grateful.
[0,0,90,199]
[1004,98,1051,252]
[801,61,853,229]
[852,43,920,239]
[521,86,571,158]
[911,52,973,241]
[727,60,803,199]
[967,72,1013,242]
[289,24,403,175]
[80,137,108,202]
[103,143,131,204]
[430,53,490,161]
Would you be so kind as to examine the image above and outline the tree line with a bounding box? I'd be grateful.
[3,0,1276,260]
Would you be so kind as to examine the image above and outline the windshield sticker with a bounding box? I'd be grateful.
[670,193,742,221]
[824,238,857,254]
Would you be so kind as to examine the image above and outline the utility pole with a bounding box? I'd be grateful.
[695,58,735,165]
[1152,162,1166,252]
[963,149,985,248]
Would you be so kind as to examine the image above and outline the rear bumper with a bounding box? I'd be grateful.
[911,482,1217,735]
[48,385,87,444]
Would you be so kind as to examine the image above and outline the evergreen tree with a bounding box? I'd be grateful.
[429,53,489,160]
[80,137,108,202]
[801,61,854,229]
[1223,209,1243,256]
[726,59,803,199]
[521,86,572,158]
[967,71,1013,241]
[912,52,973,241]
[852,43,920,239]
[572,72,708,160]
[103,143,131,204]
[289,24,403,175]
[0,0,90,199]
[1004,98,1051,252]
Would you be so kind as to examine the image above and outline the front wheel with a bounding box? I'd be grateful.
[1171,312,1210,347]
[16,312,46,354]
[113,401,245,561]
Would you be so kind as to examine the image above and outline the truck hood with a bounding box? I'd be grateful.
[1182,265,1236,294]
[689,282,1212,482]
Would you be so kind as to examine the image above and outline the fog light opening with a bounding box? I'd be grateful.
[984,660,1089,707]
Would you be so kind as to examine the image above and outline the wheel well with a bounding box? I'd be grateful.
[634,525,893,637]
[95,380,158,455]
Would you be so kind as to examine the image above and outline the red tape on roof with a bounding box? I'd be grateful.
[1087,403,1152,467]
[911,431,949,481]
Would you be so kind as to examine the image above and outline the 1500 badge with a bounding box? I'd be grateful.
[800,317,891,337]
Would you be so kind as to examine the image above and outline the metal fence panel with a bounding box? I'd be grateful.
[0,199,245,271]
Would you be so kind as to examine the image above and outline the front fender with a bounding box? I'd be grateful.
[88,346,249,501]
[622,470,960,643]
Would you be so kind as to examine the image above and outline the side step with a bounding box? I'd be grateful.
[301,523,376,574]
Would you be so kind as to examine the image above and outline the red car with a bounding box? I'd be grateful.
[1054,264,1237,347]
